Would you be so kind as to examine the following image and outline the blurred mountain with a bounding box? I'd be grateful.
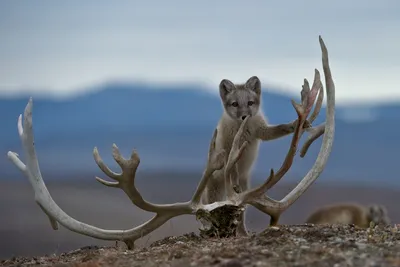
[0,82,399,186]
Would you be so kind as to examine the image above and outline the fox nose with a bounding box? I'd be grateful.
[241,116,247,120]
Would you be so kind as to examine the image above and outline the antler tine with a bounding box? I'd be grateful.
[301,78,310,105]
[93,146,121,187]
[94,143,195,214]
[296,74,325,158]
[93,144,142,187]
[242,35,335,223]
[191,128,226,205]
[257,68,322,191]
[308,84,324,124]
[299,123,325,158]
[224,116,250,197]
[9,98,60,230]
[299,69,320,115]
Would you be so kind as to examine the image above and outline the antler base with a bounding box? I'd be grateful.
[196,204,245,238]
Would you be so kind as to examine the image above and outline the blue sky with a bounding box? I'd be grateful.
[0,0,399,104]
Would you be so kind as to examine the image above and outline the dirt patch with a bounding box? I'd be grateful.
[2,224,400,267]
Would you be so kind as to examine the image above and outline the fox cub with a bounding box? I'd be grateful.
[201,76,302,235]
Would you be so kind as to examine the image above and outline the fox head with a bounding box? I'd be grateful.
[219,76,262,121]
[367,204,391,226]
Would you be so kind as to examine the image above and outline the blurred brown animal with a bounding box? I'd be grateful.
[305,203,391,228]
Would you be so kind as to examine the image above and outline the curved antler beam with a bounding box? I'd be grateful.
[222,35,335,225]
[247,35,335,219]
[7,100,227,247]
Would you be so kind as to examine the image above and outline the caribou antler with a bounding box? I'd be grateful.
[297,56,326,158]
[7,35,335,248]
[261,68,323,190]
[223,35,335,226]
[7,104,228,249]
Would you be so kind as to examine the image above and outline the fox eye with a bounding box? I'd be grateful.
[248,101,254,106]
[231,102,238,107]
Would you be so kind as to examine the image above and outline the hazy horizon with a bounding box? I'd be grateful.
[1,1,400,104]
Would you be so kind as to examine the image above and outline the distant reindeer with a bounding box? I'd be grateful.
[305,203,391,228]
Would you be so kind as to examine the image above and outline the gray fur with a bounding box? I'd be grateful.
[202,76,297,236]
[219,76,262,121]
[367,204,391,226]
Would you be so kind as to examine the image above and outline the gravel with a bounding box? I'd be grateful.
[2,224,400,267]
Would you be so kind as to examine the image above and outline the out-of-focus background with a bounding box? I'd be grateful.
[1,0,400,260]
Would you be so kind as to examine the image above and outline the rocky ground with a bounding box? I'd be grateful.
[2,224,400,267]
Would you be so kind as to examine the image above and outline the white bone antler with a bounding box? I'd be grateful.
[7,35,335,248]
[222,35,335,225]
[7,105,227,248]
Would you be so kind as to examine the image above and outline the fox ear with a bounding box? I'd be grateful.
[219,79,235,101]
[245,76,261,95]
